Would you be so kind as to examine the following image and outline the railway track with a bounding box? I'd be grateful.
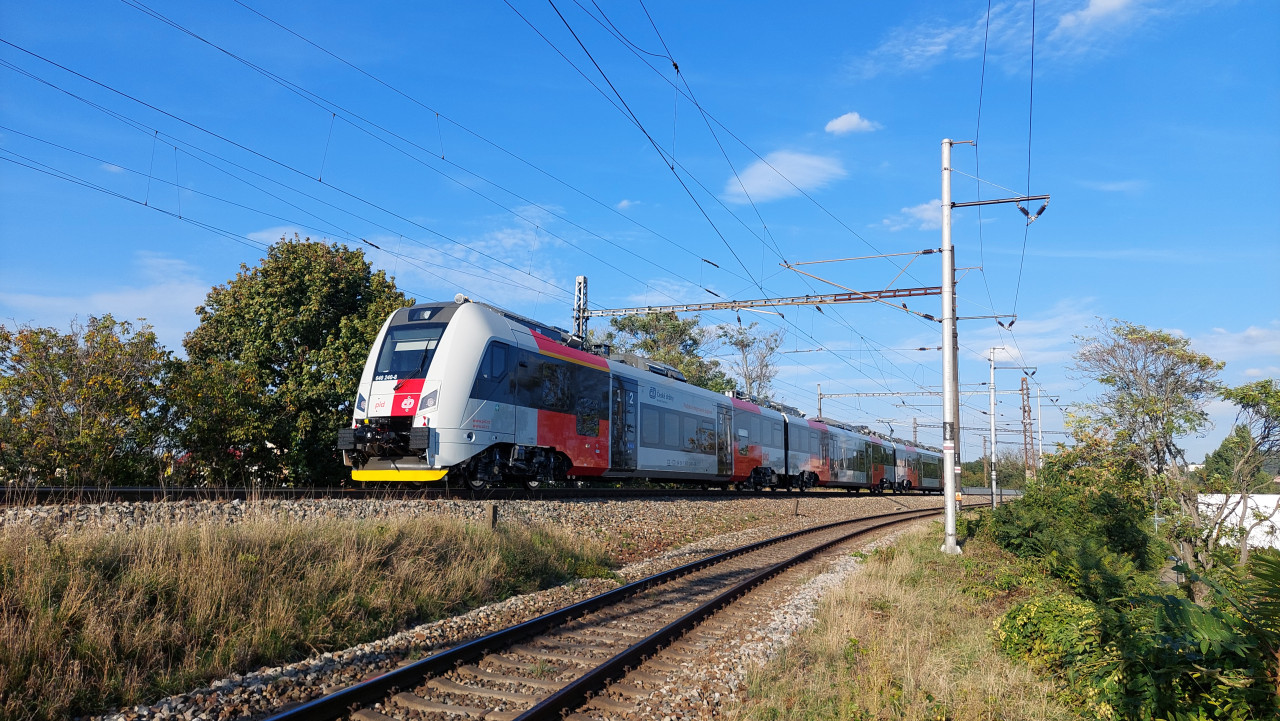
[263,504,972,721]
[0,483,951,506]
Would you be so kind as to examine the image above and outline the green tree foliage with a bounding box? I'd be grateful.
[606,312,736,393]
[0,316,168,486]
[1200,425,1272,493]
[1072,319,1224,478]
[717,321,783,399]
[1166,379,1280,571]
[960,448,1032,490]
[170,237,410,485]
[989,420,1279,718]
[992,422,1155,598]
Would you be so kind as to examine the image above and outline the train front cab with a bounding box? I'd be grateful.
[339,302,461,483]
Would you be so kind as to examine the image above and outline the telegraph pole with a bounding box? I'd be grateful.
[940,139,961,555]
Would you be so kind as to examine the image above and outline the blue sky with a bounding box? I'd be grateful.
[2,0,1277,463]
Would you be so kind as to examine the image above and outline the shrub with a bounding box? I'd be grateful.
[997,592,1103,672]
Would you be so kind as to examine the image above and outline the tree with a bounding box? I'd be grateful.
[1208,381,1280,564]
[607,312,736,393]
[0,315,168,486]
[1070,320,1230,600]
[1072,319,1224,478]
[172,237,410,485]
[717,321,783,399]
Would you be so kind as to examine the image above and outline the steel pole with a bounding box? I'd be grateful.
[990,349,998,510]
[940,139,961,554]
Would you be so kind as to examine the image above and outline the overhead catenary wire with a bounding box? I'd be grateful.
[113,0,717,310]
[511,1,945,397]
[0,40,579,304]
[7,5,967,422]
[1012,0,1038,314]
[2,33,933,415]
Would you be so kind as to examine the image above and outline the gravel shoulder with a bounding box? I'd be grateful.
[11,493,947,720]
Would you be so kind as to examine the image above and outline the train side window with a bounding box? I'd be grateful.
[470,341,513,403]
[772,422,783,447]
[682,416,697,451]
[663,411,681,448]
[640,406,660,446]
[698,419,715,454]
[810,431,819,453]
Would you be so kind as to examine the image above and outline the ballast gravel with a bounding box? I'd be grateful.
[620,528,912,721]
[12,493,948,721]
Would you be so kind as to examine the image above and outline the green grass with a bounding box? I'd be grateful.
[0,514,613,721]
[728,519,1078,721]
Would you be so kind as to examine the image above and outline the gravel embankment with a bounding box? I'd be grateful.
[4,492,942,564]
[4,493,945,720]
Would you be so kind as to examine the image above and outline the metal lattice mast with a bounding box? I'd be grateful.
[573,275,588,338]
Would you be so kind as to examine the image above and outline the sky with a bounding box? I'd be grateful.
[2,0,1277,463]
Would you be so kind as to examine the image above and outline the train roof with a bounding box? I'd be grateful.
[727,390,805,418]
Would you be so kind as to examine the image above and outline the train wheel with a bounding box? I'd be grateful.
[466,475,487,491]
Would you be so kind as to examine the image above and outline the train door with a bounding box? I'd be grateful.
[610,377,637,472]
[716,405,733,476]
[818,430,830,483]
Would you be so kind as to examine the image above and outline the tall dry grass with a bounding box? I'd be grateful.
[0,513,612,721]
[729,523,1077,721]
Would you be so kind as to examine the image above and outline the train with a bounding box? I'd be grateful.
[336,297,944,493]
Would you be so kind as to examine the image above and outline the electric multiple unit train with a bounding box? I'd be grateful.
[337,298,943,492]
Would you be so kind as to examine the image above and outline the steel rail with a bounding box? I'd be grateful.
[262,504,969,721]
[514,508,941,720]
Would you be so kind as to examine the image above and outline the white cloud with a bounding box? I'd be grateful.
[1056,0,1137,33]
[616,199,637,210]
[1078,179,1146,192]
[247,225,307,244]
[1244,367,1280,379]
[100,163,125,173]
[722,151,846,204]
[965,299,1100,367]
[0,253,209,352]
[825,112,881,135]
[621,278,707,307]
[880,199,942,231]
[853,0,1184,77]
[1190,321,1280,365]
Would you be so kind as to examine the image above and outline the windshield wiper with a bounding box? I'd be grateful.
[394,354,430,390]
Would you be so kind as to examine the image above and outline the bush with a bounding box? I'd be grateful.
[997,592,1103,672]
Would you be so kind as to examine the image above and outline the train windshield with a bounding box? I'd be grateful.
[373,323,446,380]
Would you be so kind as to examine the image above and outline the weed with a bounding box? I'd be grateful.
[0,513,611,721]
[727,524,1076,721]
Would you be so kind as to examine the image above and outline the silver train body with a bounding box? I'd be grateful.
[337,299,943,492]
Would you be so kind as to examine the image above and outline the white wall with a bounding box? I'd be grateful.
[1198,494,1280,550]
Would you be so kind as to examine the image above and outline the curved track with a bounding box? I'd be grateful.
[263,504,976,721]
